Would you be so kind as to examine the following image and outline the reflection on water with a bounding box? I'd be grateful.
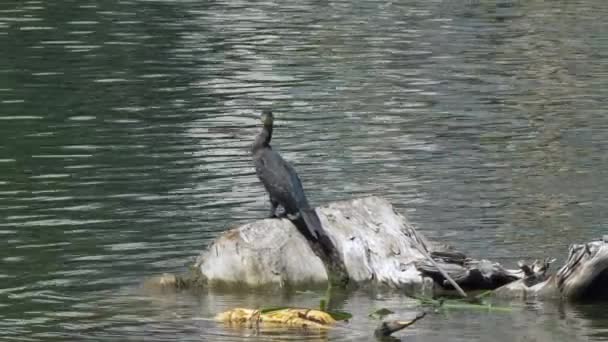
[1,0,608,341]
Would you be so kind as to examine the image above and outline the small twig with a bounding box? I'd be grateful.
[414,244,468,298]
[374,312,427,337]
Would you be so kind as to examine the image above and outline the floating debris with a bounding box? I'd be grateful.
[374,312,426,337]
[215,308,337,329]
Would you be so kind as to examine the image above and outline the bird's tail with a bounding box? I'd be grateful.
[294,208,349,286]
[299,208,323,240]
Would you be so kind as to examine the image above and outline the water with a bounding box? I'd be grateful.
[1,0,607,340]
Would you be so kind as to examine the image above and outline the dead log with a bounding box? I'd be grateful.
[415,256,521,291]
[493,237,608,300]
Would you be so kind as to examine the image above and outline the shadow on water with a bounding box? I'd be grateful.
[1,0,608,340]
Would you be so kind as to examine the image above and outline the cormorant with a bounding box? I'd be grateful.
[251,110,323,240]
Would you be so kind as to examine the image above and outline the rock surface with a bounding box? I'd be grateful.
[195,197,430,290]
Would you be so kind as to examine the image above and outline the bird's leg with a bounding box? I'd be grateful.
[286,211,300,220]
[271,201,289,219]
[275,205,288,218]
[268,198,279,218]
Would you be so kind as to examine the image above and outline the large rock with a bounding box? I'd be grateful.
[195,197,431,290]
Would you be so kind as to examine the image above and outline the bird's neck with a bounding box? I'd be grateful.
[252,124,272,152]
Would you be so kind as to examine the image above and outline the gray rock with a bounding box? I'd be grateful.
[195,197,429,290]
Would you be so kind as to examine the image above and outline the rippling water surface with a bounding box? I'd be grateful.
[1,0,608,340]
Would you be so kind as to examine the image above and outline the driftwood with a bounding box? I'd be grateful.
[374,312,427,338]
[493,237,608,300]
[184,197,608,300]
[413,244,468,298]
[415,251,521,291]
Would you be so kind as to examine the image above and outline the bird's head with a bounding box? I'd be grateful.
[260,110,274,127]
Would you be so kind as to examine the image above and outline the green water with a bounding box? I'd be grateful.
[1,0,608,340]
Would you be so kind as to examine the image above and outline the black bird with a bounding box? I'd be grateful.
[251,110,323,240]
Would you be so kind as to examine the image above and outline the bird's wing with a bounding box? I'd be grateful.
[283,161,309,209]
[255,149,309,211]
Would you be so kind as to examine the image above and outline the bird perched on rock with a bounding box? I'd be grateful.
[251,110,323,240]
